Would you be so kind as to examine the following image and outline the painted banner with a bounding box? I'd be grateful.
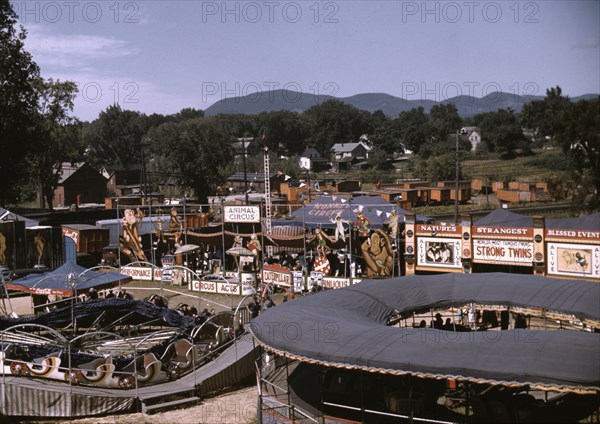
[473,239,534,265]
[547,242,600,279]
[417,237,462,269]
[262,263,292,287]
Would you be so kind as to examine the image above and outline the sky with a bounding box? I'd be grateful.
[11,0,600,121]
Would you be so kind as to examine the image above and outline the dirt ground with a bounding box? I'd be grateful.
[13,384,258,424]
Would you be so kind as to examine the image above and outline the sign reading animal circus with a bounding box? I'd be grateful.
[224,206,260,223]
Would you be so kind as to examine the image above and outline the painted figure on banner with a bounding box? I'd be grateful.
[247,233,261,270]
[385,209,399,241]
[231,234,243,270]
[34,232,46,264]
[354,206,371,240]
[306,228,334,258]
[0,231,6,265]
[168,207,183,247]
[330,211,349,242]
[361,229,394,277]
[120,208,148,263]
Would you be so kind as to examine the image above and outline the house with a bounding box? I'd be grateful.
[103,165,143,197]
[461,127,481,151]
[50,163,108,208]
[298,147,329,172]
[330,141,372,172]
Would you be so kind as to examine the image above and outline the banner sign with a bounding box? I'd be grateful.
[61,227,79,248]
[474,226,533,238]
[417,237,462,269]
[120,266,162,281]
[473,239,534,265]
[224,206,260,223]
[308,271,323,291]
[292,270,304,293]
[416,224,460,236]
[547,242,600,278]
[262,263,292,287]
[546,229,600,241]
[322,277,356,289]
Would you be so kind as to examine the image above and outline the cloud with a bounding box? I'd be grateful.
[24,25,138,69]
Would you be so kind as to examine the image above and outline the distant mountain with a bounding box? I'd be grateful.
[204,89,598,117]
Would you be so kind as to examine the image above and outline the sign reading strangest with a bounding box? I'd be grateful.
[224,206,260,223]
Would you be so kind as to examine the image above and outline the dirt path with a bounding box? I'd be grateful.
[22,385,258,424]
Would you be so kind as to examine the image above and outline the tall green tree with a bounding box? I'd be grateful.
[304,100,372,154]
[147,117,234,203]
[520,86,570,142]
[474,109,527,159]
[83,105,149,170]
[29,79,81,210]
[0,0,40,206]
[428,103,462,143]
[396,107,430,155]
[553,98,600,211]
[256,110,308,157]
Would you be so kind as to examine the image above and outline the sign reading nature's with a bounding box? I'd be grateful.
[224,206,260,223]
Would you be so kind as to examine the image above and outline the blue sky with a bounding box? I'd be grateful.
[12,0,600,121]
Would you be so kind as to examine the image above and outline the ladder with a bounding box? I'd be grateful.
[263,146,273,256]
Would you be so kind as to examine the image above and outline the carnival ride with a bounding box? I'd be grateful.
[251,273,600,423]
[0,298,241,390]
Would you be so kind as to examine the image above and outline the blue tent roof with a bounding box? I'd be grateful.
[546,212,600,231]
[474,208,534,227]
[272,195,431,229]
[6,262,132,296]
[0,207,39,228]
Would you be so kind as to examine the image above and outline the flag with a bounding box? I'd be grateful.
[261,128,267,142]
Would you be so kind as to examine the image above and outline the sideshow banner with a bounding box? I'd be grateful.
[473,239,533,265]
[547,242,599,278]
[417,237,462,269]
[292,270,304,293]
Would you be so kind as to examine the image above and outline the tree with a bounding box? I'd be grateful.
[553,98,600,211]
[304,100,373,153]
[396,107,430,155]
[521,86,570,142]
[422,153,458,182]
[428,103,462,143]
[256,110,309,156]
[29,79,81,210]
[83,105,149,170]
[0,0,41,206]
[147,117,235,203]
[474,109,527,159]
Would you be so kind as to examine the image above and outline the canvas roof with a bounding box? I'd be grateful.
[546,212,600,231]
[272,195,431,229]
[0,207,39,228]
[474,208,534,227]
[6,262,132,297]
[250,272,600,392]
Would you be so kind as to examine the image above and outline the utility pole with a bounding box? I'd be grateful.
[454,129,460,225]
[238,137,253,206]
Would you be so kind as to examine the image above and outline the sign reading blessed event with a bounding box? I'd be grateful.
[224,206,260,223]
